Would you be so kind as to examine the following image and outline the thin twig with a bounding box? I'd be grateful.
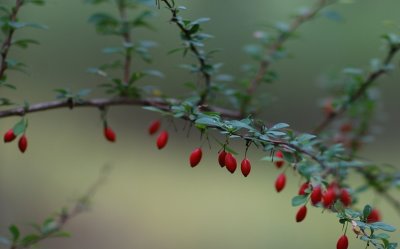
[313,45,400,134]
[161,0,212,105]
[0,97,241,119]
[243,0,330,114]
[0,0,23,80]
[12,165,112,249]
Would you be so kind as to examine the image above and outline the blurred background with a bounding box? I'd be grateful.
[1,0,400,248]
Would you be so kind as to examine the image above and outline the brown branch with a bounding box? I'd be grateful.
[313,45,400,134]
[0,96,241,119]
[161,0,212,105]
[0,0,23,80]
[244,0,330,113]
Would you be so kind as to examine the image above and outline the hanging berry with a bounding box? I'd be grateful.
[156,130,169,149]
[148,120,161,135]
[4,129,16,143]
[240,158,251,177]
[18,134,28,153]
[336,235,349,249]
[310,185,322,205]
[189,148,202,167]
[104,126,116,142]
[218,150,227,167]
[339,189,352,207]
[224,153,237,174]
[322,188,336,208]
[367,209,381,223]
[298,182,310,196]
[275,173,286,192]
[274,151,284,168]
[296,205,307,223]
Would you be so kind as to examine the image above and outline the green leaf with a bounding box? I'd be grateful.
[363,204,372,219]
[270,123,289,130]
[24,0,46,5]
[190,17,210,26]
[13,119,27,136]
[370,222,396,232]
[9,225,20,242]
[291,195,307,207]
[195,117,221,127]
[12,39,40,49]
[21,234,40,246]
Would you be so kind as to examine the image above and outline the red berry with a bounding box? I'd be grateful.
[340,123,352,133]
[104,126,116,142]
[336,235,349,249]
[218,150,227,167]
[189,148,202,167]
[156,131,169,149]
[275,173,286,192]
[225,153,237,174]
[367,209,381,223]
[323,99,334,117]
[310,186,322,205]
[4,129,16,143]
[274,151,284,168]
[18,135,28,153]
[148,120,161,135]
[240,158,251,177]
[296,205,307,223]
[322,188,336,208]
[298,182,310,196]
[340,189,352,207]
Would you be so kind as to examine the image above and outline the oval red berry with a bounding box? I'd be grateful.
[104,127,116,142]
[336,235,348,249]
[189,148,202,167]
[275,173,286,192]
[224,153,237,174]
[18,135,28,153]
[367,209,381,223]
[218,150,227,167]
[310,186,322,205]
[240,158,251,177]
[340,189,352,207]
[157,131,169,149]
[4,129,16,143]
[274,151,284,168]
[148,120,161,135]
[298,182,310,196]
[296,205,307,223]
[322,188,336,208]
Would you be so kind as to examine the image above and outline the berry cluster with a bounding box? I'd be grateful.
[3,129,28,153]
[86,118,386,249]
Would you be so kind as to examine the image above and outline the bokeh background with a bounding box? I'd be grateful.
[1,0,400,248]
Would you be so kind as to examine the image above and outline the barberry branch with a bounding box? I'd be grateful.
[8,165,111,249]
[0,97,241,119]
[161,0,212,105]
[243,0,331,114]
[313,44,400,134]
[0,0,23,79]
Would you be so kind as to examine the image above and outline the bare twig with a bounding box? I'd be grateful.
[313,45,400,134]
[12,165,112,249]
[161,0,212,105]
[0,0,23,80]
[243,0,330,114]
